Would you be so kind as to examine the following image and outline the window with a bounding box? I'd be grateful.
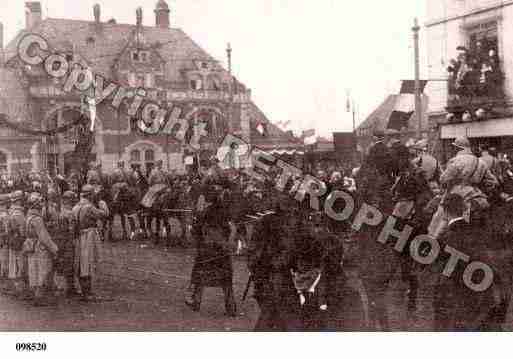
[130,149,141,162]
[131,51,150,63]
[86,37,95,45]
[145,149,154,162]
[0,152,7,173]
[144,73,154,88]
[190,79,203,90]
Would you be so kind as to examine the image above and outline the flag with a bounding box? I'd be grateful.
[387,111,414,131]
[400,80,428,94]
[87,96,97,132]
[256,122,267,136]
[301,128,316,145]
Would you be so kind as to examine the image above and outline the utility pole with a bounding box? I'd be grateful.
[226,42,233,135]
[413,17,422,140]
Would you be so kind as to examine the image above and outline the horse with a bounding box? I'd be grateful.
[106,181,142,241]
[142,179,189,246]
[350,153,435,330]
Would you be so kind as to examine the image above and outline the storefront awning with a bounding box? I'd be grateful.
[268,149,305,155]
[440,118,513,139]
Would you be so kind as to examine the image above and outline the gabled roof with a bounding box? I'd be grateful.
[248,101,302,149]
[4,18,227,84]
[357,94,429,135]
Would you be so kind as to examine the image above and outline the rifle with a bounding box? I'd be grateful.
[242,274,253,301]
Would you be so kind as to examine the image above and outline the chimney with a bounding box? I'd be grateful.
[136,7,143,27]
[93,4,101,24]
[25,2,42,29]
[155,0,170,28]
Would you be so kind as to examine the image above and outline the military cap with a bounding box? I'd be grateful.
[452,136,471,149]
[414,139,428,150]
[372,129,385,139]
[0,194,10,206]
[62,190,77,201]
[81,184,95,196]
[10,190,24,202]
[27,192,44,206]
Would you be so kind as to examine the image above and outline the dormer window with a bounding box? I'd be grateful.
[131,51,150,63]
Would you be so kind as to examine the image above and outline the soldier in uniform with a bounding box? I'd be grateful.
[0,194,10,291]
[54,191,78,297]
[148,160,168,187]
[72,185,109,301]
[86,162,102,188]
[481,146,502,182]
[412,139,441,186]
[428,136,498,239]
[7,190,27,297]
[25,192,59,306]
[186,191,237,317]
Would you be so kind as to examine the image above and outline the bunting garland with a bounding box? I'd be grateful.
[0,114,89,136]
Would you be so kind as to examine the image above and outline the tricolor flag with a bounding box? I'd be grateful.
[386,80,429,132]
[301,128,316,145]
[256,122,267,136]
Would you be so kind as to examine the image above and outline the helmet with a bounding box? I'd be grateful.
[81,184,95,196]
[10,190,24,203]
[452,136,471,149]
[414,139,428,150]
[27,192,44,207]
[372,129,385,139]
[0,194,10,206]
[62,190,77,202]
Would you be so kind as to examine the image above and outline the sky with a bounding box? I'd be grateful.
[0,0,427,139]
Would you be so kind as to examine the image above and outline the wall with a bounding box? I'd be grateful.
[425,0,513,116]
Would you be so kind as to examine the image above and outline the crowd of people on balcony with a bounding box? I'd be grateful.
[447,39,502,99]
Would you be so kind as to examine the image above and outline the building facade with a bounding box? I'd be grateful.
[0,1,297,176]
[425,0,513,160]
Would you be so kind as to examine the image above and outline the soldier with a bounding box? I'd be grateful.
[25,192,59,306]
[428,136,498,239]
[7,190,27,297]
[0,194,10,292]
[363,129,393,177]
[86,162,102,188]
[412,139,441,186]
[72,184,109,301]
[53,191,78,297]
[148,160,168,187]
[481,146,502,182]
[186,195,237,317]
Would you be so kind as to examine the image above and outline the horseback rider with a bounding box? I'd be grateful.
[72,184,109,301]
[428,136,499,239]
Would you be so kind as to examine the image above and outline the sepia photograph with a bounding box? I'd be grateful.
[0,0,512,355]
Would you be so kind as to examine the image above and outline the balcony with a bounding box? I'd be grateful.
[444,45,508,124]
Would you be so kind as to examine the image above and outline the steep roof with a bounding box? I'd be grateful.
[357,94,429,135]
[248,101,302,149]
[5,18,223,83]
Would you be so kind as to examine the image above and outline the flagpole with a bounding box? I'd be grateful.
[413,18,422,140]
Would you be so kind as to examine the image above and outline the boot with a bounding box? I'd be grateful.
[79,276,95,302]
[33,286,48,307]
[185,285,201,312]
